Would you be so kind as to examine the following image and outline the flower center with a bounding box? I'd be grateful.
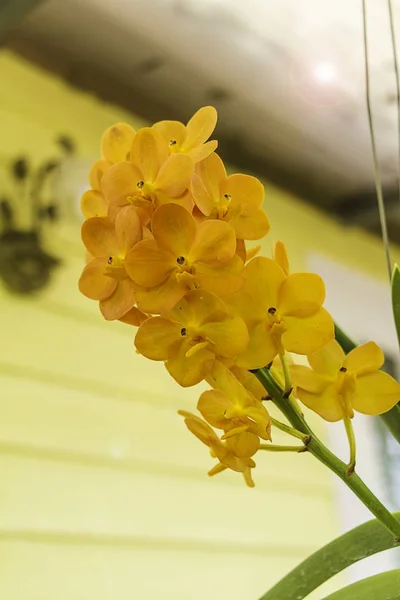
[105,256,127,279]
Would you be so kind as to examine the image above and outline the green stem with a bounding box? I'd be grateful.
[259,444,306,452]
[279,352,292,395]
[343,415,357,475]
[255,367,400,540]
[270,416,310,443]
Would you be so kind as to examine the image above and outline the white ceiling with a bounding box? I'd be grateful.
[14,0,400,201]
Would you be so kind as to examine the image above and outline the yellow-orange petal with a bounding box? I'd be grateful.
[308,339,344,376]
[178,410,220,446]
[89,159,110,191]
[291,365,331,393]
[184,106,218,150]
[196,152,226,198]
[227,207,270,241]
[191,219,237,263]
[190,173,214,216]
[78,258,117,300]
[352,371,400,415]
[230,366,266,400]
[297,385,344,422]
[195,255,246,297]
[245,257,285,312]
[152,203,196,258]
[118,306,148,327]
[279,273,325,318]
[101,161,142,207]
[125,239,175,287]
[134,273,186,315]
[115,205,142,254]
[226,431,260,458]
[282,308,334,355]
[187,140,219,163]
[81,217,120,257]
[167,290,226,328]
[223,173,264,210]
[154,154,194,196]
[130,127,169,182]
[344,341,384,376]
[101,122,136,163]
[197,390,231,428]
[273,241,290,276]
[166,338,215,387]
[235,322,279,370]
[100,278,136,321]
[135,316,182,360]
[226,290,266,330]
[81,190,109,219]
[202,315,249,358]
[152,120,186,147]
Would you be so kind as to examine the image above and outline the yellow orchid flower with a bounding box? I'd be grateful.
[78,205,141,320]
[291,339,400,421]
[178,410,256,487]
[125,203,246,314]
[101,127,194,224]
[227,256,334,369]
[82,123,137,218]
[134,290,249,387]
[101,122,136,164]
[190,153,270,240]
[200,361,271,440]
[153,106,218,163]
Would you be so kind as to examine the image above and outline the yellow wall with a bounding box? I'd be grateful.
[0,50,395,600]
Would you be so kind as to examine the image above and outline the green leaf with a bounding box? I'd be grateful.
[258,513,400,600]
[320,569,400,600]
[392,264,400,349]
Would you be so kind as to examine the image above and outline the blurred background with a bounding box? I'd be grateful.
[0,1,400,598]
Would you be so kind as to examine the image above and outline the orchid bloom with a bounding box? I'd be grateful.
[134,290,249,387]
[125,203,246,314]
[101,127,194,223]
[178,410,257,487]
[200,361,271,440]
[228,255,334,369]
[83,123,137,218]
[79,205,141,320]
[191,152,270,240]
[291,339,400,421]
[153,106,218,163]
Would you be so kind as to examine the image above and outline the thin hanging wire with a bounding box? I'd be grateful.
[362,0,392,281]
[388,0,400,209]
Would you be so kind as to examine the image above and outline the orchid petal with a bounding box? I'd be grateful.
[115,205,142,254]
[166,338,215,387]
[308,339,344,375]
[135,317,182,360]
[152,120,186,147]
[353,371,400,415]
[297,385,344,422]
[273,241,290,276]
[202,315,249,358]
[235,322,278,370]
[81,190,108,219]
[151,203,196,257]
[279,273,325,317]
[154,154,194,196]
[100,278,136,321]
[245,257,285,312]
[130,127,169,182]
[125,239,175,287]
[344,341,384,375]
[291,365,332,393]
[134,273,186,315]
[78,258,117,300]
[101,122,135,163]
[89,159,110,191]
[184,106,217,150]
[194,255,246,297]
[101,161,143,207]
[81,217,120,257]
[282,308,334,355]
[191,219,237,263]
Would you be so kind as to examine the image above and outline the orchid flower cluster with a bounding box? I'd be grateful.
[79,107,400,487]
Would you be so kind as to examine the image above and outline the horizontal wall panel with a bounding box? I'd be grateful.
[0,455,335,549]
[0,540,312,600]
[0,372,333,492]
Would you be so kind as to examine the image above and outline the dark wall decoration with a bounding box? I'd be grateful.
[0,136,75,294]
